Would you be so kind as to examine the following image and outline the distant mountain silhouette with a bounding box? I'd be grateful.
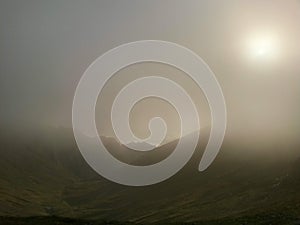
[0,127,299,223]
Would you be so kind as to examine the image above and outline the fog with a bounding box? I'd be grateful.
[1,0,300,156]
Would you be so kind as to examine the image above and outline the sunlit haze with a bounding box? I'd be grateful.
[1,0,300,154]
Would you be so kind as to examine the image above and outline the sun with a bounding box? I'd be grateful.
[246,34,279,60]
[250,37,274,57]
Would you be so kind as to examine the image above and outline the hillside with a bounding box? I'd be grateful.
[0,128,299,224]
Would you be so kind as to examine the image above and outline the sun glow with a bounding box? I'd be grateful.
[246,34,279,60]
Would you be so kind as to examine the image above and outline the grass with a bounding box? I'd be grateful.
[0,213,299,225]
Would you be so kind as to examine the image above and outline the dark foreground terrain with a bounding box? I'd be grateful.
[0,128,300,224]
[0,213,300,225]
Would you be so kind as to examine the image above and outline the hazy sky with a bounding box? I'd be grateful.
[1,0,300,150]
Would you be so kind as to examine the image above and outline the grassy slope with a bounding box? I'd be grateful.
[0,128,299,224]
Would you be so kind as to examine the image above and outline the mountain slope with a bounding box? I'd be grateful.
[0,128,299,223]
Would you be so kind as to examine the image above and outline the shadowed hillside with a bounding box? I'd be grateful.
[0,127,300,224]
